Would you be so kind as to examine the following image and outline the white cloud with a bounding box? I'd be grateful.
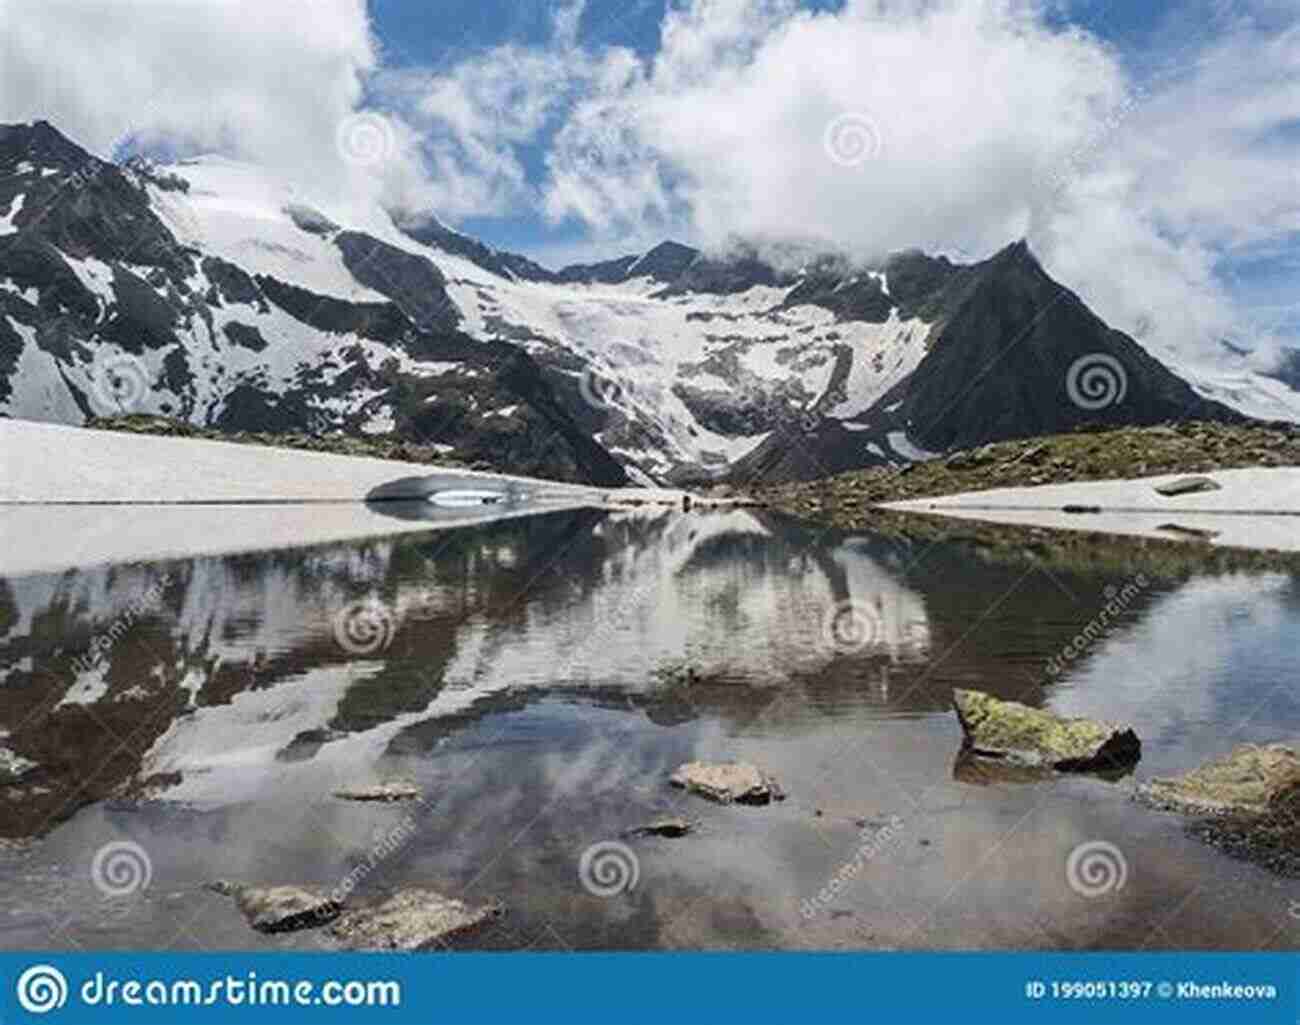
[0,0,424,212]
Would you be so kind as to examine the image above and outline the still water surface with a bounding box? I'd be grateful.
[1,506,1298,950]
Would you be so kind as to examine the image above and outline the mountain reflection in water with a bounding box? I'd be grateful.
[0,506,1298,951]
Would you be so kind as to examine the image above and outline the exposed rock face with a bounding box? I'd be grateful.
[209,882,342,933]
[328,890,503,951]
[332,781,422,802]
[669,761,785,805]
[1136,744,1300,816]
[951,689,1141,772]
[0,121,629,486]
[731,243,1244,483]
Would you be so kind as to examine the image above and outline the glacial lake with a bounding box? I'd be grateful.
[1,505,1298,951]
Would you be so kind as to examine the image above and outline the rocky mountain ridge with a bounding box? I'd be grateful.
[0,120,1292,485]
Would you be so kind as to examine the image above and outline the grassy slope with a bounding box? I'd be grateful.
[83,414,476,470]
[753,420,1300,523]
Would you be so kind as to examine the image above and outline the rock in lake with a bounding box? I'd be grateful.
[951,689,1140,772]
[623,816,695,839]
[208,881,342,933]
[1136,743,1300,816]
[669,761,785,805]
[1154,476,1222,497]
[332,780,422,802]
[0,745,39,784]
[328,890,503,950]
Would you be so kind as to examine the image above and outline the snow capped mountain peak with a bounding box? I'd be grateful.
[1,120,1297,486]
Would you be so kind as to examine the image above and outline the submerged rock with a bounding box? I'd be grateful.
[1154,476,1222,497]
[669,761,785,805]
[328,890,503,951]
[332,780,422,802]
[951,689,1140,772]
[623,816,696,839]
[1136,744,1300,816]
[208,881,342,933]
[0,746,39,784]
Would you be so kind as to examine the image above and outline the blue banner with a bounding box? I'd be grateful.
[0,952,1294,1025]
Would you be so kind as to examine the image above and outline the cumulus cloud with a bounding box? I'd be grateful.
[372,0,629,222]
[0,0,424,211]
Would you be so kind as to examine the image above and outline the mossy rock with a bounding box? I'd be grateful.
[1136,743,1300,816]
[951,689,1140,772]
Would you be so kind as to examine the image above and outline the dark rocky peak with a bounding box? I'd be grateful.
[0,120,101,176]
[397,213,558,283]
[554,253,640,285]
[0,124,189,275]
[624,240,699,282]
[333,231,460,331]
[654,242,786,298]
[880,248,963,317]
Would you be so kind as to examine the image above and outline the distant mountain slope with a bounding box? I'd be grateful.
[0,120,1293,486]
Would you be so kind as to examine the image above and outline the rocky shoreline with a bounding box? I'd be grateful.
[753,420,1300,520]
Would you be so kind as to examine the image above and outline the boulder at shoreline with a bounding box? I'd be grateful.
[1136,743,1300,816]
